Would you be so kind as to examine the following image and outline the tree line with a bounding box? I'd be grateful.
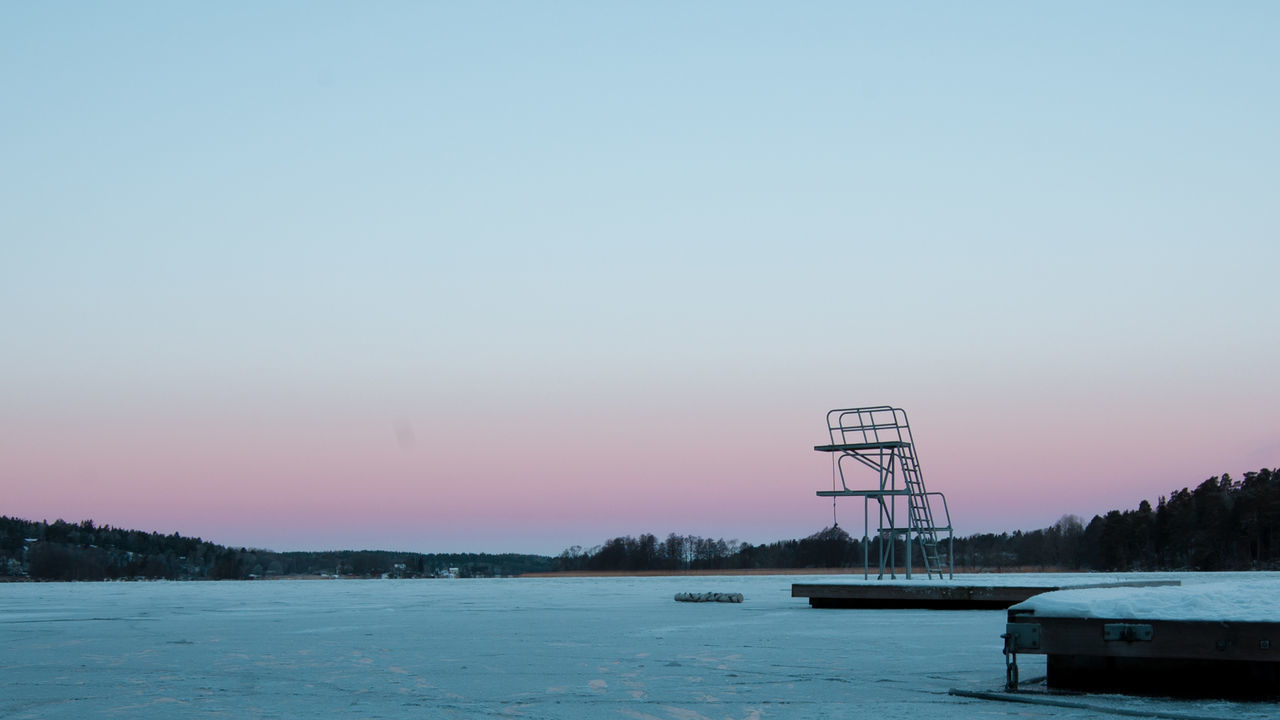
[559,468,1280,573]
[5,467,1277,580]
[554,526,861,572]
[0,517,553,580]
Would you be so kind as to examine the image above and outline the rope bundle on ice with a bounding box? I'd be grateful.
[674,592,743,603]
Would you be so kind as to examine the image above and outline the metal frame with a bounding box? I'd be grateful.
[814,406,953,579]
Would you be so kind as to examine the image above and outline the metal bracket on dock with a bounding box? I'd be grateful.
[1103,623,1154,642]
[1002,622,1041,691]
[1005,623,1041,651]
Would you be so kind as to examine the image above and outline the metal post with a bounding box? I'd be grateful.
[889,467,897,579]
[905,508,913,580]
[863,497,870,580]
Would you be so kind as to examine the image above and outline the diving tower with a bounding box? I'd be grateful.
[815,406,953,579]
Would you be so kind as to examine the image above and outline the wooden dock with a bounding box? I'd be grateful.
[1006,611,1280,697]
[792,580,1180,610]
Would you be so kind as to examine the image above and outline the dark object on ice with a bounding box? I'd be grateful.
[948,687,1238,720]
[674,592,743,603]
[1003,609,1280,698]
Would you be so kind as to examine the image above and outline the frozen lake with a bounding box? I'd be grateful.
[3,573,1278,719]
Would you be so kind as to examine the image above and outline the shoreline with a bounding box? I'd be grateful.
[1,566,1090,583]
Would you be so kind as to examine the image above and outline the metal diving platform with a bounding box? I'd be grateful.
[814,406,953,580]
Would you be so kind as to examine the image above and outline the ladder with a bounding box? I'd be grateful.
[899,443,945,576]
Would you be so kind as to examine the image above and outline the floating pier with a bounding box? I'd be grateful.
[1002,580,1279,697]
[793,579,1180,610]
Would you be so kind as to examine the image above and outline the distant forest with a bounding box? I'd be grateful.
[3,467,1277,581]
[555,468,1280,573]
[0,517,553,580]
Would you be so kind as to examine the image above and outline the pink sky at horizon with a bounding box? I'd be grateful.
[6,378,1275,555]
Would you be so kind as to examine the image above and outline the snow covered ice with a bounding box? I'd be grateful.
[3,573,1278,719]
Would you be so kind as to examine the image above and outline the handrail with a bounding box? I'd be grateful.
[923,492,953,530]
[825,406,912,447]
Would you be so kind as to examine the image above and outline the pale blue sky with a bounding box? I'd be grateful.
[2,3,1278,552]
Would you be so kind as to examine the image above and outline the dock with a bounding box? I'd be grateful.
[792,580,1180,610]
[1005,613,1280,697]
[1002,579,1280,697]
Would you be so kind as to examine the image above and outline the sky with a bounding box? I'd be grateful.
[2,3,1278,555]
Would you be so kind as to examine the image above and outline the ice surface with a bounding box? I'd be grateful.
[1010,576,1280,622]
[2,573,1277,719]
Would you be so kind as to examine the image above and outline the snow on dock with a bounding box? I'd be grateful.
[1010,578,1280,622]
